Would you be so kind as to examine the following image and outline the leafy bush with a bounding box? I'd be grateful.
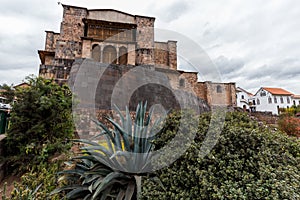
[3,76,74,171]
[142,111,300,200]
[278,114,300,137]
[283,105,300,116]
[9,161,64,200]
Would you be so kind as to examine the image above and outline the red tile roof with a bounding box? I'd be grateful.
[263,87,293,95]
[292,95,300,99]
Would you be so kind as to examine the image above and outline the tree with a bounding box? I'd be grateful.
[0,83,15,103]
[4,76,74,169]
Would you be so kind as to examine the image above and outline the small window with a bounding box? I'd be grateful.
[257,98,260,105]
[287,97,290,104]
[179,79,185,87]
[253,100,256,105]
[280,97,284,104]
[260,91,266,96]
[217,85,222,93]
[274,97,277,104]
[268,97,272,104]
[241,95,244,99]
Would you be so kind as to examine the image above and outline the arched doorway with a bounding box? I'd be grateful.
[103,45,117,64]
[91,44,101,62]
[119,46,128,65]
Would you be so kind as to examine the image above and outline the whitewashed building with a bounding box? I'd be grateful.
[236,87,253,111]
[253,87,294,115]
[292,95,300,106]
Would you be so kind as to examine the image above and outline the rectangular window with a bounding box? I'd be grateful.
[268,97,272,104]
[287,97,290,104]
[217,85,222,93]
[274,97,277,104]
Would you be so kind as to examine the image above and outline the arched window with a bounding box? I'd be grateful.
[268,97,272,104]
[91,44,101,62]
[241,95,244,99]
[274,97,277,103]
[217,85,222,93]
[119,46,128,65]
[103,45,117,64]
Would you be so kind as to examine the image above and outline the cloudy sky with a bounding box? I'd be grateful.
[0,0,299,94]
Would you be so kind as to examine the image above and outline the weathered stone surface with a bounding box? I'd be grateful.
[38,4,237,123]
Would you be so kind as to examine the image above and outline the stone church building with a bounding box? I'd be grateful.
[38,4,236,109]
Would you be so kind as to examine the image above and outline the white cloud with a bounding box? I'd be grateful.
[0,0,299,94]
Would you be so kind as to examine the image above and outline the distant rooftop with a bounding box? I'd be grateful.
[292,95,300,99]
[236,87,253,96]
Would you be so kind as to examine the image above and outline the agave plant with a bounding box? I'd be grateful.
[51,102,164,199]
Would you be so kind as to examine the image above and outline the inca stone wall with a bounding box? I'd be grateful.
[45,31,60,52]
[135,16,155,65]
[167,41,177,70]
[55,5,87,60]
[205,82,236,106]
[38,4,237,118]
[69,59,210,112]
[60,5,87,42]
[154,42,169,68]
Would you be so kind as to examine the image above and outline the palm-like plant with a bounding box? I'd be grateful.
[51,102,163,199]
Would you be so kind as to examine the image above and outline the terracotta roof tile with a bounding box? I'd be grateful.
[292,95,300,99]
[263,87,293,95]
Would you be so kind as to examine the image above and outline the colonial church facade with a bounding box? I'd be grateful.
[38,4,236,108]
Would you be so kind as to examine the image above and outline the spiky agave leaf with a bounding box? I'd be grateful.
[52,102,164,199]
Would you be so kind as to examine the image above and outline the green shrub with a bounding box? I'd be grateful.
[3,76,74,172]
[142,111,300,200]
[9,161,65,200]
